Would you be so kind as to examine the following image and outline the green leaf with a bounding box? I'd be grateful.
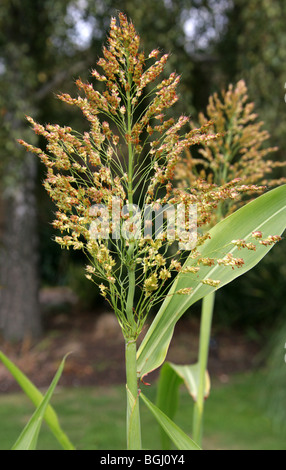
[156,362,183,449]
[156,362,210,449]
[137,185,286,379]
[11,355,68,450]
[167,362,211,401]
[0,351,74,450]
[140,392,201,450]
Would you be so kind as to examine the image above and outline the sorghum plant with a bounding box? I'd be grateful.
[20,14,224,335]
[17,13,286,450]
[167,79,286,446]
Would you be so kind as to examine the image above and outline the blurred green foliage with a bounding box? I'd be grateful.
[216,0,286,162]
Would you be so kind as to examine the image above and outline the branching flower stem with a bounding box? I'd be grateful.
[125,59,137,333]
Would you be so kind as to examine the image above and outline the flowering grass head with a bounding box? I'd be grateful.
[176,79,286,223]
[18,14,273,340]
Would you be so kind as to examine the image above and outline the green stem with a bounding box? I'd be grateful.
[125,339,142,450]
[124,57,137,332]
[126,57,134,208]
[126,265,137,330]
[192,290,215,447]
[124,61,142,449]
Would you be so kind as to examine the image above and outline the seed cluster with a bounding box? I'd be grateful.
[176,79,286,224]
[18,14,282,339]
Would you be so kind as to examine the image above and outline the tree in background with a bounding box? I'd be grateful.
[0,0,81,339]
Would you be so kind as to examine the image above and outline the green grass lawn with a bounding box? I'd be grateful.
[0,371,285,450]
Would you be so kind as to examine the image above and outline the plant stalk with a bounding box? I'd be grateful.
[126,265,137,330]
[125,339,142,450]
[123,53,142,450]
[192,290,215,447]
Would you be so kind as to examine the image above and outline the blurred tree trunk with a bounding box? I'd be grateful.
[0,35,43,339]
[0,0,79,340]
[0,151,41,339]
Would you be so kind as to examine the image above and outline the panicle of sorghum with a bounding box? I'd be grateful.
[176,79,286,224]
[18,14,279,338]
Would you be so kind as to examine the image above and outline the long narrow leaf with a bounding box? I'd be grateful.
[11,355,67,450]
[137,185,286,379]
[167,362,211,401]
[0,351,74,450]
[140,393,201,450]
[156,362,210,449]
[156,362,183,449]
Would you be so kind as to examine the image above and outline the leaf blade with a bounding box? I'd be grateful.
[11,355,68,450]
[0,350,75,450]
[140,392,201,450]
[137,185,286,379]
[168,362,211,401]
[156,362,183,449]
